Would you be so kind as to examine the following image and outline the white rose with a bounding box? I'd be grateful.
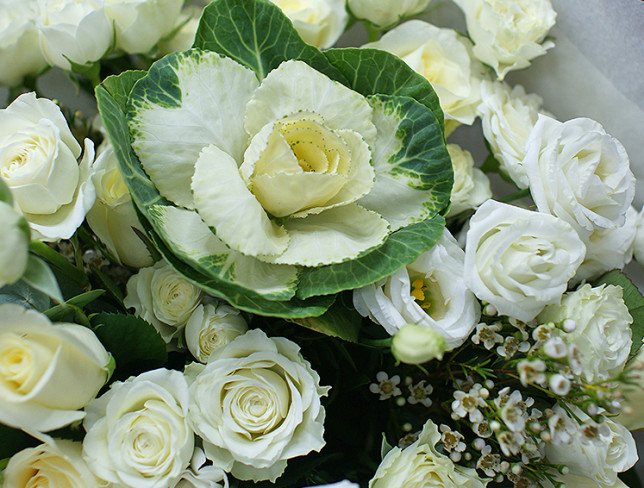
[464,200,585,322]
[270,0,348,49]
[453,0,556,80]
[303,482,359,488]
[574,206,638,283]
[0,92,96,241]
[157,9,200,55]
[370,420,488,487]
[105,0,184,54]
[477,80,542,189]
[634,207,644,263]
[446,144,491,217]
[366,21,481,129]
[186,328,330,482]
[86,140,153,268]
[0,303,110,433]
[525,115,636,237]
[174,448,229,488]
[0,200,30,288]
[2,440,104,487]
[348,0,430,28]
[185,302,248,363]
[553,474,628,488]
[124,260,203,343]
[0,0,48,87]
[37,0,113,70]
[354,229,480,349]
[545,408,638,487]
[538,284,632,382]
[83,368,194,488]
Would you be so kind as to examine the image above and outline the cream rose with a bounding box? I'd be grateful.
[0,199,30,288]
[37,0,113,70]
[0,93,96,241]
[184,302,248,363]
[157,8,200,55]
[348,0,430,28]
[105,0,184,54]
[2,440,104,487]
[86,140,153,268]
[0,0,48,87]
[366,21,481,129]
[464,200,585,322]
[186,328,330,482]
[446,144,491,216]
[304,483,359,488]
[525,115,636,237]
[477,81,542,189]
[174,448,229,488]
[0,304,111,433]
[634,206,644,263]
[574,206,638,283]
[453,0,556,80]
[538,284,632,382]
[370,420,487,487]
[124,260,203,343]
[270,0,348,49]
[83,368,194,488]
[545,408,638,487]
[354,229,480,349]
[616,346,644,432]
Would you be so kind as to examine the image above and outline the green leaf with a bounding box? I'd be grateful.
[594,270,644,359]
[20,255,63,303]
[44,289,106,322]
[0,178,12,204]
[290,293,362,342]
[359,94,452,230]
[29,241,88,287]
[324,47,444,127]
[0,425,37,460]
[91,313,168,377]
[0,281,50,311]
[381,433,394,459]
[297,215,445,299]
[194,0,345,82]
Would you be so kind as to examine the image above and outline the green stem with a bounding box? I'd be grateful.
[360,337,392,348]
[366,23,382,42]
[498,188,531,203]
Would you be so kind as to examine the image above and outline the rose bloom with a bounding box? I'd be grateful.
[83,368,194,488]
[538,283,632,382]
[124,260,203,342]
[477,80,542,189]
[525,115,635,237]
[464,200,585,322]
[545,407,638,487]
[0,93,96,241]
[174,448,229,488]
[86,139,153,268]
[370,420,488,487]
[184,302,248,363]
[348,0,430,28]
[453,0,556,80]
[105,0,184,54]
[635,207,644,263]
[186,328,329,482]
[0,199,30,288]
[270,0,348,48]
[0,0,47,87]
[3,440,104,487]
[37,0,113,70]
[446,144,491,217]
[354,229,480,349]
[366,21,482,130]
[0,304,111,433]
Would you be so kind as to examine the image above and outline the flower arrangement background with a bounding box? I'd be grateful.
[0,0,643,487]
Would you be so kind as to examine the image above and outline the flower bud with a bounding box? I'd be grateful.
[391,324,447,364]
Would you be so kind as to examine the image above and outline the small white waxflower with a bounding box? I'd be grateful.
[476,444,501,477]
[517,359,546,387]
[532,323,554,343]
[496,336,530,359]
[579,420,610,446]
[473,419,493,438]
[497,431,525,457]
[471,322,503,350]
[369,372,402,400]
[407,380,433,407]
[548,374,571,396]
[500,391,528,433]
[547,411,576,446]
[543,336,567,359]
[439,425,466,453]
[452,386,487,422]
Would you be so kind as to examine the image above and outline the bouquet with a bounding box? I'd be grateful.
[0,0,641,487]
